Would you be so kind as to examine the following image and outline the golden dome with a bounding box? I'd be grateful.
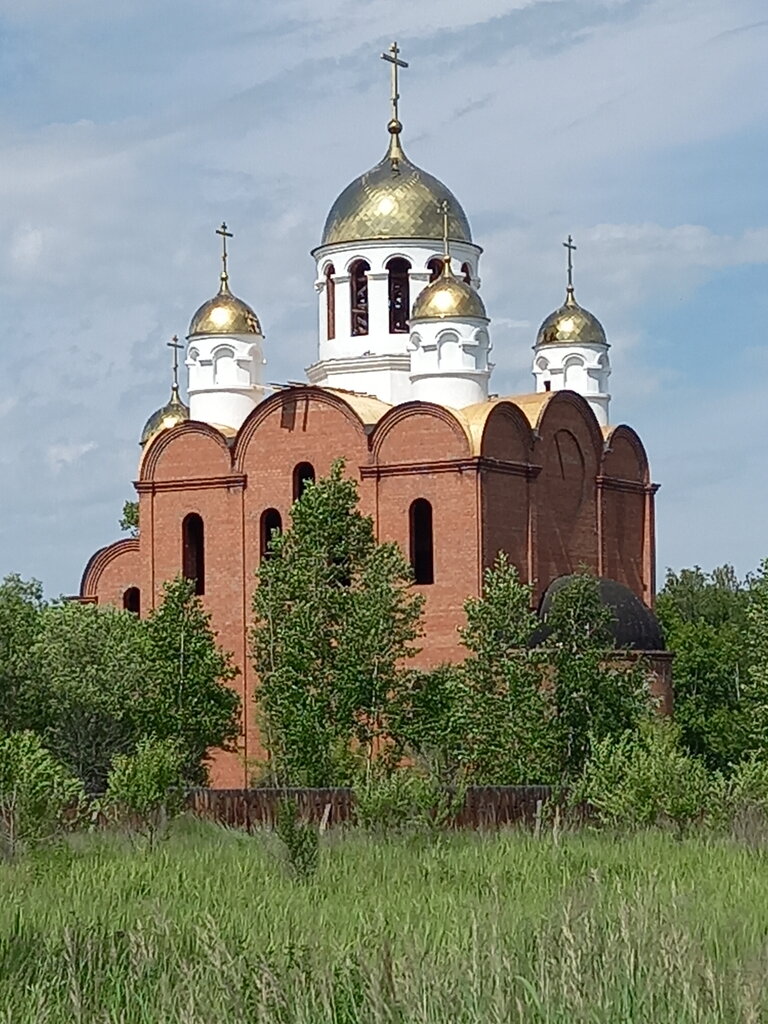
[140,386,189,446]
[188,274,261,338]
[320,123,472,246]
[411,257,487,321]
[536,286,607,347]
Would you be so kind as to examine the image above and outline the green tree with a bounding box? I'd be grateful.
[142,577,240,785]
[251,460,424,786]
[545,572,651,782]
[0,731,85,857]
[119,500,139,537]
[657,565,750,770]
[0,575,45,735]
[105,736,186,844]
[24,602,148,794]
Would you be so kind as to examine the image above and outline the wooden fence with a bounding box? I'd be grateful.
[186,786,559,830]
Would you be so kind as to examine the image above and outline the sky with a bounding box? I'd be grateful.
[0,0,766,596]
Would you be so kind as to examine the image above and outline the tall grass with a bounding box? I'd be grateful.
[2,818,768,1022]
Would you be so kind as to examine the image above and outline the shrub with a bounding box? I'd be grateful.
[574,721,713,836]
[275,798,319,880]
[0,731,85,858]
[104,737,186,845]
[354,764,466,833]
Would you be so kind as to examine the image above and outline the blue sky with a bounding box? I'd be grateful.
[0,0,766,595]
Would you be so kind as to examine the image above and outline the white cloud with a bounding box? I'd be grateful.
[46,442,96,474]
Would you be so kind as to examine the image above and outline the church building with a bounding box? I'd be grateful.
[79,45,666,788]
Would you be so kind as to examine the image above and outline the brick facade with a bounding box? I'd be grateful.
[80,386,659,787]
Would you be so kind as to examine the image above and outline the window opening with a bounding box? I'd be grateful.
[122,587,140,615]
[182,513,205,595]
[461,262,472,284]
[409,498,434,585]
[349,260,370,336]
[427,256,443,282]
[325,264,335,340]
[387,257,411,333]
[259,508,282,560]
[292,462,316,502]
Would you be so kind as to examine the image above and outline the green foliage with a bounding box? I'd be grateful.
[354,763,466,833]
[142,576,240,786]
[546,571,652,782]
[251,460,424,786]
[105,737,186,843]
[119,500,140,537]
[389,556,553,785]
[6,579,238,794]
[0,575,45,735]
[657,565,749,769]
[575,721,713,835]
[274,798,319,879]
[24,602,150,794]
[0,731,84,857]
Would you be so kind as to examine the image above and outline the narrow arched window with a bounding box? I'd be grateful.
[461,262,472,284]
[182,513,205,595]
[292,462,316,502]
[260,508,282,560]
[387,257,411,333]
[349,260,370,336]
[427,256,443,282]
[122,587,140,615]
[409,499,434,585]
[325,264,336,340]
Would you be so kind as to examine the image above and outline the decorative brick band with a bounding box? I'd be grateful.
[135,474,247,495]
[596,475,659,496]
[361,457,541,479]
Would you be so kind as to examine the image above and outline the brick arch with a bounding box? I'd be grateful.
[371,402,472,465]
[479,401,535,463]
[534,389,605,463]
[80,537,140,600]
[534,391,603,593]
[233,386,372,472]
[140,422,232,482]
[602,424,650,485]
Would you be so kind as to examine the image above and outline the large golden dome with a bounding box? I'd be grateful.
[321,123,472,246]
[536,286,607,347]
[140,386,189,446]
[188,274,261,338]
[411,257,486,320]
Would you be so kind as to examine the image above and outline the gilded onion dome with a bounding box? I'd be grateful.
[140,385,189,446]
[188,273,261,338]
[321,121,472,246]
[536,285,607,347]
[411,256,487,321]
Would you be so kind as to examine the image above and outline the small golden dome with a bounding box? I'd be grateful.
[187,274,261,338]
[536,286,607,347]
[411,257,487,321]
[140,386,189,446]
[320,125,472,246]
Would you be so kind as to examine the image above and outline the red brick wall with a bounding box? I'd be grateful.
[81,388,659,788]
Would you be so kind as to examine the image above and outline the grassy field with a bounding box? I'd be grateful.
[2,819,768,1023]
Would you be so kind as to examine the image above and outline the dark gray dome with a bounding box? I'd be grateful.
[534,576,665,651]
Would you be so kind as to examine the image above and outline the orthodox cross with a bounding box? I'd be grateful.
[563,234,577,290]
[381,41,408,124]
[216,221,233,280]
[167,334,183,393]
[439,199,451,262]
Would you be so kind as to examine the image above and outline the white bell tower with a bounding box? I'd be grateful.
[307,43,483,406]
[185,223,267,433]
[532,235,611,426]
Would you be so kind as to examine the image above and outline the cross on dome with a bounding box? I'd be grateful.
[167,334,183,396]
[380,41,409,130]
[216,222,233,284]
[563,234,577,295]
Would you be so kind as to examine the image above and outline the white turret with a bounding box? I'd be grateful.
[185,223,267,432]
[533,236,611,426]
[307,44,483,405]
[408,248,492,408]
